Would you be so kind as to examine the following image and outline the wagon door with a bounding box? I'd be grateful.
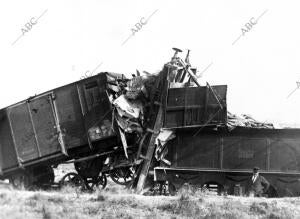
[8,102,40,162]
[29,93,64,157]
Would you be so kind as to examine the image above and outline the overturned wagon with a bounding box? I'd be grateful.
[155,123,300,197]
[0,73,133,189]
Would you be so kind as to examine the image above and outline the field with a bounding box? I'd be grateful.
[0,164,299,219]
[0,182,300,218]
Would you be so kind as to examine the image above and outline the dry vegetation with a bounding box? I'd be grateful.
[0,180,299,219]
[0,164,298,218]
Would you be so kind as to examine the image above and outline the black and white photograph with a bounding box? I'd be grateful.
[0,0,300,218]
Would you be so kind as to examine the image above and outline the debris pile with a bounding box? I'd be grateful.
[104,48,204,168]
[227,112,274,130]
[108,75,158,128]
[104,48,227,172]
[106,70,173,162]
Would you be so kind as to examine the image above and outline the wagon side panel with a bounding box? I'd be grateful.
[222,136,268,171]
[54,84,87,149]
[7,102,39,162]
[269,138,300,172]
[29,94,62,156]
[164,85,227,128]
[174,132,221,169]
[0,110,18,171]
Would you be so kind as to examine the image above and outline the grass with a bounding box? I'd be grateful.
[0,181,299,219]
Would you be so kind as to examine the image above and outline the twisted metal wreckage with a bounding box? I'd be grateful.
[1,48,300,197]
[105,47,229,193]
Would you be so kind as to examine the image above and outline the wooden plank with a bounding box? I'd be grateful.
[118,127,128,158]
[178,59,201,87]
[206,82,223,110]
[136,105,164,193]
[136,67,168,193]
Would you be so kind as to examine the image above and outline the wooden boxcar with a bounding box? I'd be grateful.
[164,85,227,128]
[154,127,300,197]
[0,73,121,187]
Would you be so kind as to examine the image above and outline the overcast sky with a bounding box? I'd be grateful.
[1,0,300,127]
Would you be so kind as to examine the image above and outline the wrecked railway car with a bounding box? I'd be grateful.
[0,72,134,189]
[1,48,300,197]
[154,127,300,197]
[133,49,300,197]
[150,56,300,197]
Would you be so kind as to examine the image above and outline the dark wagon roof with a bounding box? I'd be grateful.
[0,72,125,111]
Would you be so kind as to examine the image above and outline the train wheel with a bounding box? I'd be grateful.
[85,174,107,191]
[60,172,84,188]
[110,167,134,186]
[96,174,107,189]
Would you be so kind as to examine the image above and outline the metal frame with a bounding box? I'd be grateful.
[154,167,300,177]
[49,93,68,156]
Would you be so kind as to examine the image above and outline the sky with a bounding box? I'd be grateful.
[1,0,300,127]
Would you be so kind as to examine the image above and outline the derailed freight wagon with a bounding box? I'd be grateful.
[154,111,300,197]
[0,72,133,188]
[147,49,300,197]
